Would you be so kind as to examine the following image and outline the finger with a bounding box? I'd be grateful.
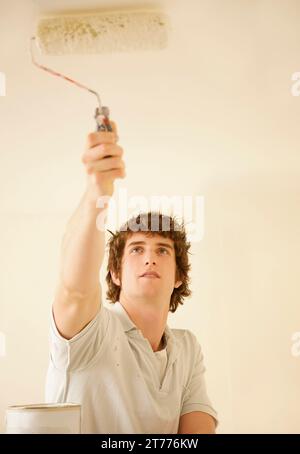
[105,168,126,179]
[82,144,123,164]
[87,156,125,173]
[86,130,117,149]
[89,167,126,179]
[87,167,126,180]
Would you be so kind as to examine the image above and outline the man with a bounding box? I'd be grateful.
[45,122,218,434]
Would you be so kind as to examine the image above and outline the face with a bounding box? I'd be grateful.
[111,232,182,303]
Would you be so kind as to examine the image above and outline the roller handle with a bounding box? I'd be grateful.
[94,106,113,132]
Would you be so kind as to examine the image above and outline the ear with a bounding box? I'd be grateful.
[174,279,182,289]
[174,269,182,289]
[110,270,121,286]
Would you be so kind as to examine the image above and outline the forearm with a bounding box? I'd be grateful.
[58,187,109,299]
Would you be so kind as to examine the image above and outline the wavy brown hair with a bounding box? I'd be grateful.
[105,211,192,313]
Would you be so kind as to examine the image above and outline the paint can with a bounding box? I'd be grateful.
[5,403,81,434]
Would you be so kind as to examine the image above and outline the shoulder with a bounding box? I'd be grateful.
[171,327,199,342]
[170,328,201,355]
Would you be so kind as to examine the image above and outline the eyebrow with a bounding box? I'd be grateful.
[126,240,174,251]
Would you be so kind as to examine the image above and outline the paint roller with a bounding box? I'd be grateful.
[31,9,170,132]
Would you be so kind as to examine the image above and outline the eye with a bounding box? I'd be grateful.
[131,247,143,253]
[158,247,169,254]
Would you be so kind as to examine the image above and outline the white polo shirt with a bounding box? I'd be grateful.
[45,301,218,434]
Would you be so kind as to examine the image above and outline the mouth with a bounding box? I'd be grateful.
[140,272,160,278]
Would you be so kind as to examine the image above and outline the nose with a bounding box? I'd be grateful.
[145,252,156,266]
[145,258,156,265]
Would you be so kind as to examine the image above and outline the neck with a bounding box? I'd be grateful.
[119,294,169,352]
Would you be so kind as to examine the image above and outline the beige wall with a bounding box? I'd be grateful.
[0,0,300,433]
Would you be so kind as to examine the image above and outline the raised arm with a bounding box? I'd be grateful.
[53,122,125,339]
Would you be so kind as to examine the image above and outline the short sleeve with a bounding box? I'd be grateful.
[49,304,110,372]
[181,335,218,426]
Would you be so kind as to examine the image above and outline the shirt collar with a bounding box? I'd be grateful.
[108,301,178,351]
[108,300,137,333]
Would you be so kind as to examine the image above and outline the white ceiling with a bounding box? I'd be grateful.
[0,0,300,214]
